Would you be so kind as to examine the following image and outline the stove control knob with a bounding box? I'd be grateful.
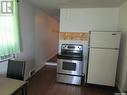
[62,45,66,48]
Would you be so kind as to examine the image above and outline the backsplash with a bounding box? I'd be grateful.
[59,32,89,41]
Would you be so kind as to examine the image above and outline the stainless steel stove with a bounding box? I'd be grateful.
[57,44,84,85]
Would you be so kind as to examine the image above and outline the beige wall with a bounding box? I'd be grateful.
[35,9,59,71]
[117,1,127,92]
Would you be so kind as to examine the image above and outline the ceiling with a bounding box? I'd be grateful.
[29,0,127,9]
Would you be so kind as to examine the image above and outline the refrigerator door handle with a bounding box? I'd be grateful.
[90,47,119,50]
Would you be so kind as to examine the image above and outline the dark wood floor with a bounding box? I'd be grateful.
[47,55,57,63]
[27,65,119,95]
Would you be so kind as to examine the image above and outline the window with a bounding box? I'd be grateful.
[0,0,20,60]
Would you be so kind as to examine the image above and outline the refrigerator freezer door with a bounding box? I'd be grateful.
[87,48,119,86]
[90,32,121,49]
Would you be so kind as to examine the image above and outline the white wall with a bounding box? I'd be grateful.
[116,1,127,92]
[0,0,35,76]
[35,9,59,71]
[60,8,119,32]
[16,0,35,63]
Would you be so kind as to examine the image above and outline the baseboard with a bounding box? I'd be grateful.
[27,63,46,81]
[35,63,45,72]
[45,62,57,66]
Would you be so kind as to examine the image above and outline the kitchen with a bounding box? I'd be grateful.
[0,0,127,95]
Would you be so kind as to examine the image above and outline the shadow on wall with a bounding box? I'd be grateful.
[46,14,59,58]
[35,9,59,68]
[117,32,127,91]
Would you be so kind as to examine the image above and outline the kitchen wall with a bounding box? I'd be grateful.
[34,8,59,71]
[16,0,35,65]
[116,1,127,92]
[60,8,119,32]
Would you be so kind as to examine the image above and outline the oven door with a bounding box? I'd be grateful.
[57,59,83,76]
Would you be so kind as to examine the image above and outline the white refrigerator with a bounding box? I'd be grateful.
[87,31,121,86]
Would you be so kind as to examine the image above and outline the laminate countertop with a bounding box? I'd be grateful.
[0,77,26,95]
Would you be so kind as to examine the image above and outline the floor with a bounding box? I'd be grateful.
[47,55,57,63]
[27,65,119,95]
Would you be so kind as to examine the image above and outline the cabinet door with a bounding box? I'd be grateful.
[87,48,119,86]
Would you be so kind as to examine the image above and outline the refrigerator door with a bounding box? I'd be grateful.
[87,48,119,86]
[90,32,121,49]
